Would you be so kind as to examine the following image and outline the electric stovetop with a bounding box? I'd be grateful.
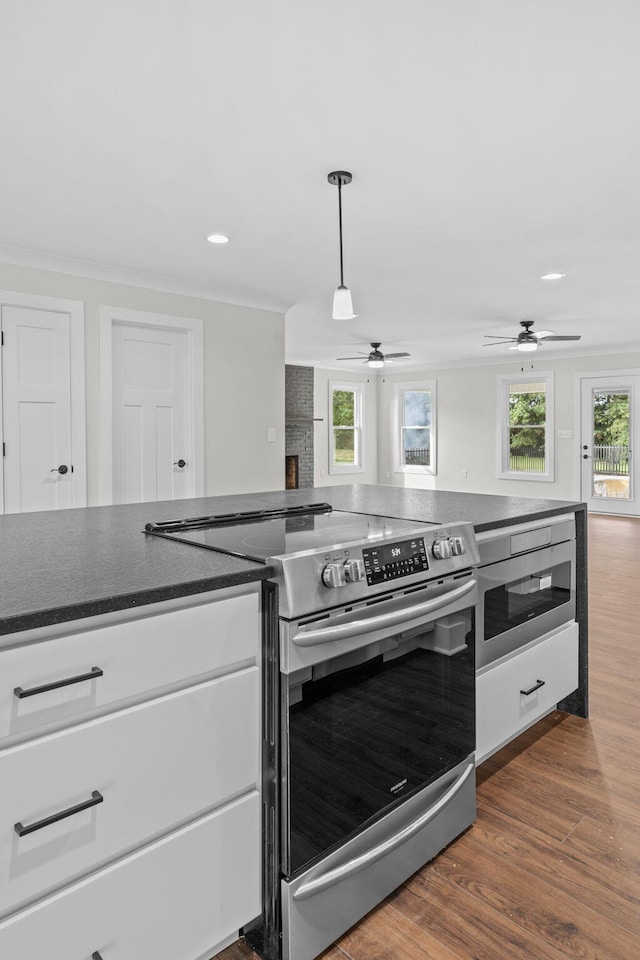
[145,502,440,563]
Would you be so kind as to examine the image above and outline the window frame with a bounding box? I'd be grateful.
[328,380,365,475]
[394,380,437,475]
[497,371,555,482]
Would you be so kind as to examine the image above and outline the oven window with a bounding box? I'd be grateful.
[483,560,571,642]
[285,614,475,877]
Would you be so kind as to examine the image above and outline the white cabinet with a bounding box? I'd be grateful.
[0,792,260,960]
[0,585,262,959]
[0,589,259,746]
[476,621,579,763]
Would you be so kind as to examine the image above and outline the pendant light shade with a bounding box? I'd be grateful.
[517,340,538,352]
[328,171,357,320]
[332,284,355,320]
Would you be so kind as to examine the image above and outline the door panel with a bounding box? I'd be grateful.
[1,306,73,513]
[112,323,192,504]
[580,375,639,515]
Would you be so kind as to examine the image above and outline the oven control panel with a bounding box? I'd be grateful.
[361,537,429,586]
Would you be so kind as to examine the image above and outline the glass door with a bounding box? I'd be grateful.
[580,376,640,514]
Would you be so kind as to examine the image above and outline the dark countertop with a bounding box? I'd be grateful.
[302,485,584,532]
[0,484,585,637]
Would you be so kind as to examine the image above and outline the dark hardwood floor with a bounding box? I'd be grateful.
[216,513,640,960]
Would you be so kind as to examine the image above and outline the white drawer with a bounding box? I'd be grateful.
[0,588,259,746]
[0,667,259,917]
[476,621,579,763]
[0,791,260,960]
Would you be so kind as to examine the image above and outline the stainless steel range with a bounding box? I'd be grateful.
[146,503,480,960]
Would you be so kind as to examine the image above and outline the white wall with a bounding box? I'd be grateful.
[313,367,378,486]
[0,261,286,505]
[377,351,640,501]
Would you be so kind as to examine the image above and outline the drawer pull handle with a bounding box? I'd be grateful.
[15,790,104,837]
[14,666,103,699]
[520,679,546,696]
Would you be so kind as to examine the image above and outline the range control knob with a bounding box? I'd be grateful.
[450,536,465,556]
[432,538,452,560]
[322,562,347,588]
[344,558,365,583]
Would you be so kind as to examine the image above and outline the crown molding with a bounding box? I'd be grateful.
[0,243,290,315]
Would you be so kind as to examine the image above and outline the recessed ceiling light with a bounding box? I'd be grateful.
[207,234,229,244]
[540,272,566,280]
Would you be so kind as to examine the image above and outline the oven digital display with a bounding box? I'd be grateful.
[362,537,429,585]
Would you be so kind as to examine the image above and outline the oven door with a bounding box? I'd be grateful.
[278,575,476,960]
[280,573,476,881]
[477,539,576,668]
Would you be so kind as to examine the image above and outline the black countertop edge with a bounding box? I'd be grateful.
[0,567,272,638]
[472,502,587,533]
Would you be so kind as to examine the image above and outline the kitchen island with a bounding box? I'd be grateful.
[0,483,587,715]
[0,484,587,960]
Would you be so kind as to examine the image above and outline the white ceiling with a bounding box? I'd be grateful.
[1,0,640,371]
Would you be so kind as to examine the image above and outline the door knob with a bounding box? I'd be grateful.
[50,464,69,475]
[173,459,186,468]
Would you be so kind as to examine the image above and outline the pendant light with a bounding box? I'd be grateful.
[328,170,357,320]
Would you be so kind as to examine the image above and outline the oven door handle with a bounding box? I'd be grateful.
[292,760,475,902]
[292,578,476,647]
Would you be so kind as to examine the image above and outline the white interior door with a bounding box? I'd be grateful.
[1,304,81,513]
[580,375,640,515]
[111,322,194,504]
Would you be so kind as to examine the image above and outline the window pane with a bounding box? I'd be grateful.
[591,391,630,499]
[333,427,356,466]
[509,427,545,472]
[402,428,430,465]
[403,390,431,427]
[332,390,355,427]
[508,385,546,426]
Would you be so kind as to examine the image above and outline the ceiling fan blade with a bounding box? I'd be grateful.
[483,335,517,340]
[384,352,411,359]
[538,335,581,341]
[532,330,554,339]
[336,355,367,360]
[483,340,517,346]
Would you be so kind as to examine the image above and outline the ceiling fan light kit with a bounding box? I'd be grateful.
[366,344,385,368]
[328,170,357,320]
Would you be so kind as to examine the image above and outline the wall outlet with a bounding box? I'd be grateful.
[461,470,468,479]
[557,429,572,439]
[268,427,276,442]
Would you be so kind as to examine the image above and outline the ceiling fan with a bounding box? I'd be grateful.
[336,342,411,368]
[483,320,582,352]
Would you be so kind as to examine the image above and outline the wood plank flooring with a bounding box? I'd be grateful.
[215,513,640,960]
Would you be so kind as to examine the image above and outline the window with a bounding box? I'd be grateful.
[329,381,364,474]
[497,372,554,481]
[395,381,437,474]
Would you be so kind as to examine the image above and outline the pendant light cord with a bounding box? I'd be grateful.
[337,178,344,286]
